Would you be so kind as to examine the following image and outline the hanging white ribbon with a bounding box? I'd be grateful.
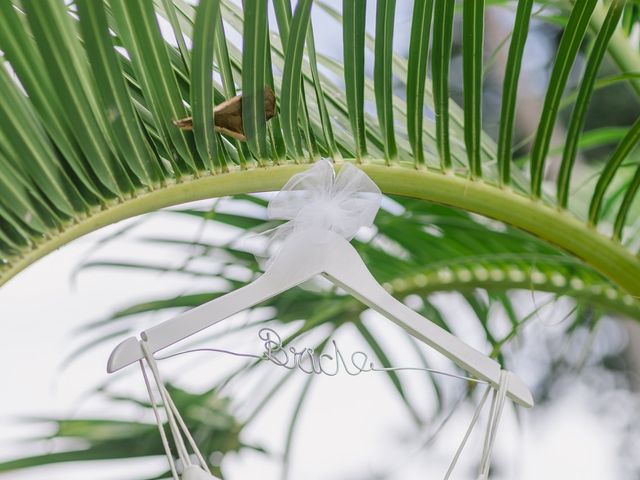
[477,371,510,479]
[260,159,381,263]
[445,371,511,480]
[140,340,220,480]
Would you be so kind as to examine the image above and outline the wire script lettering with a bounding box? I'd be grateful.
[260,327,379,377]
[157,327,485,383]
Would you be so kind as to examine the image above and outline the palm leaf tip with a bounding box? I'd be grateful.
[174,85,277,142]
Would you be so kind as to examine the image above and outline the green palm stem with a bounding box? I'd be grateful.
[2,161,640,298]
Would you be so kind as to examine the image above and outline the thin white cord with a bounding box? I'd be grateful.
[139,360,179,480]
[444,385,492,480]
[480,388,500,468]
[445,370,512,480]
[162,384,212,475]
[140,340,192,468]
[477,371,510,479]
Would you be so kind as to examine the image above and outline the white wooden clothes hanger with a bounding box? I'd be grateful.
[107,160,534,409]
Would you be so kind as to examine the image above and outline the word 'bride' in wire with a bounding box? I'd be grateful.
[158,327,486,383]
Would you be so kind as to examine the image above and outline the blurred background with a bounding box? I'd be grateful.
[1,1,640,479]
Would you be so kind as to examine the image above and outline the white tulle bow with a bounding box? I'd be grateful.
[264,160,381,258]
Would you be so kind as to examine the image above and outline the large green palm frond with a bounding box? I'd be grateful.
[2,0,640,476]
[0,0,639,302]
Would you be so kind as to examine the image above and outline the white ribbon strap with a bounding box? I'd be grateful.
[140,340,218,479]
[261,160,381,263]
[444,385,492,480]
[141,341,191,468]
[477,370,510,479]
[139,359,180,480]
[445,370,511,480]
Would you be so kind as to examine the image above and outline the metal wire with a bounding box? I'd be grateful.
[156,327,488,384]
